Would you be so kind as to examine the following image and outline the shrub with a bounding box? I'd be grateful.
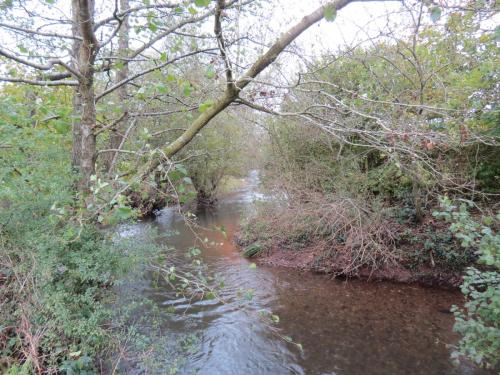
[434,197,499,368]
[241,192,401,275]
[0,101,154,372]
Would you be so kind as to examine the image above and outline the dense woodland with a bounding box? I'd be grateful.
[0,0,498,373]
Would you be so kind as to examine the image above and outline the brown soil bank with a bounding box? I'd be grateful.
[235,215,470,289]
[240,242,463,289]
[236,195,477,288]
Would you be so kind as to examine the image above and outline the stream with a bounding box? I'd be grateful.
[119,171,489,375]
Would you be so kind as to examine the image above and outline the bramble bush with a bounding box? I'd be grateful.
[434,197,499,368]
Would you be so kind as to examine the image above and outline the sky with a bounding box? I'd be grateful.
[0,0,409,82]
[2,0,496,84]
[0,0,406,56]
[237,0,409,85]
[271,0,404,52]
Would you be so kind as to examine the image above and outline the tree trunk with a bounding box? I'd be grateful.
[74,0,98,191]
[79,80,97,189]
[71,88,83,170]
[71,0,83,170]
[105,0,130,175]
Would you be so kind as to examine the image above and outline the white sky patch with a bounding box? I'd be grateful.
[269,0,404,52]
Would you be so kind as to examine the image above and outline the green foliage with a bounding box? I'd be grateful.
[0,2,498,372]
[253,4,499,292]
[323,5,336,22]
[109,59,257,206]
[194,0,210,7]
[434,197,499,368]
[400,227,475,271]
[243,243,263,258]
[292,11,498,194]
[429,6,441,22]
[0,85,162,372]
[198,99,214,113]
[178,116,254,203]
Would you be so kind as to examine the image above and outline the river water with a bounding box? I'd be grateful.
[120,171,489,375]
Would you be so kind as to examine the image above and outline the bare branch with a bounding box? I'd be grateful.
[94,3,179,30]
[130,107,198,118]
[0,76,78,86]
[157,0,396,162]
[214,0,234,89]
[0,47,82,79]
[94,112,128,135]
[127,0,250,60]
[96,48,217,101]
[151,128,188,137]
[0,22,81,40]
[128,9,215,60]
[106,117,138,176]
[97,149,142,155]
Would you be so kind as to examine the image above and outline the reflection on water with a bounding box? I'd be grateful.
[123,171,490,375]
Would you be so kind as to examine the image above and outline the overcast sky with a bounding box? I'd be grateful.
[3,1,496,82]
[268,0,406,54]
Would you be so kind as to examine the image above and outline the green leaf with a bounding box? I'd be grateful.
[244,289,254,300]
[135,86,146,100]
[114,60,125,70]
[168,170,182,182]
[189,247,201,257]
[116,206,133,220]
[156,83,168,94]
[248,262,257,269]
[483,216,494,226]
[324,5,336,22]
[160,52,168,62]
[205,291,216,300]
[148,22,158,32]
[194,0,210,7]
[199,100,214,113]
[53,121,70,134]
[176,164,188,175]
[205,65,216,79]
[430,7,441,23]
[216,224,227,239]
[183,82,193,97]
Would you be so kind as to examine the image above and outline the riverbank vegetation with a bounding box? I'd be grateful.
[242,7,498,273]
[0,99,158,372]
[238,3,499,367]
[0,0,498,372]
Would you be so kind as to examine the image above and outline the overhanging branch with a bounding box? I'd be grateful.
[0,77,78,86]
[141,0,395,177]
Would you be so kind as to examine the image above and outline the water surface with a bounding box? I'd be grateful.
[122,171,488,375]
